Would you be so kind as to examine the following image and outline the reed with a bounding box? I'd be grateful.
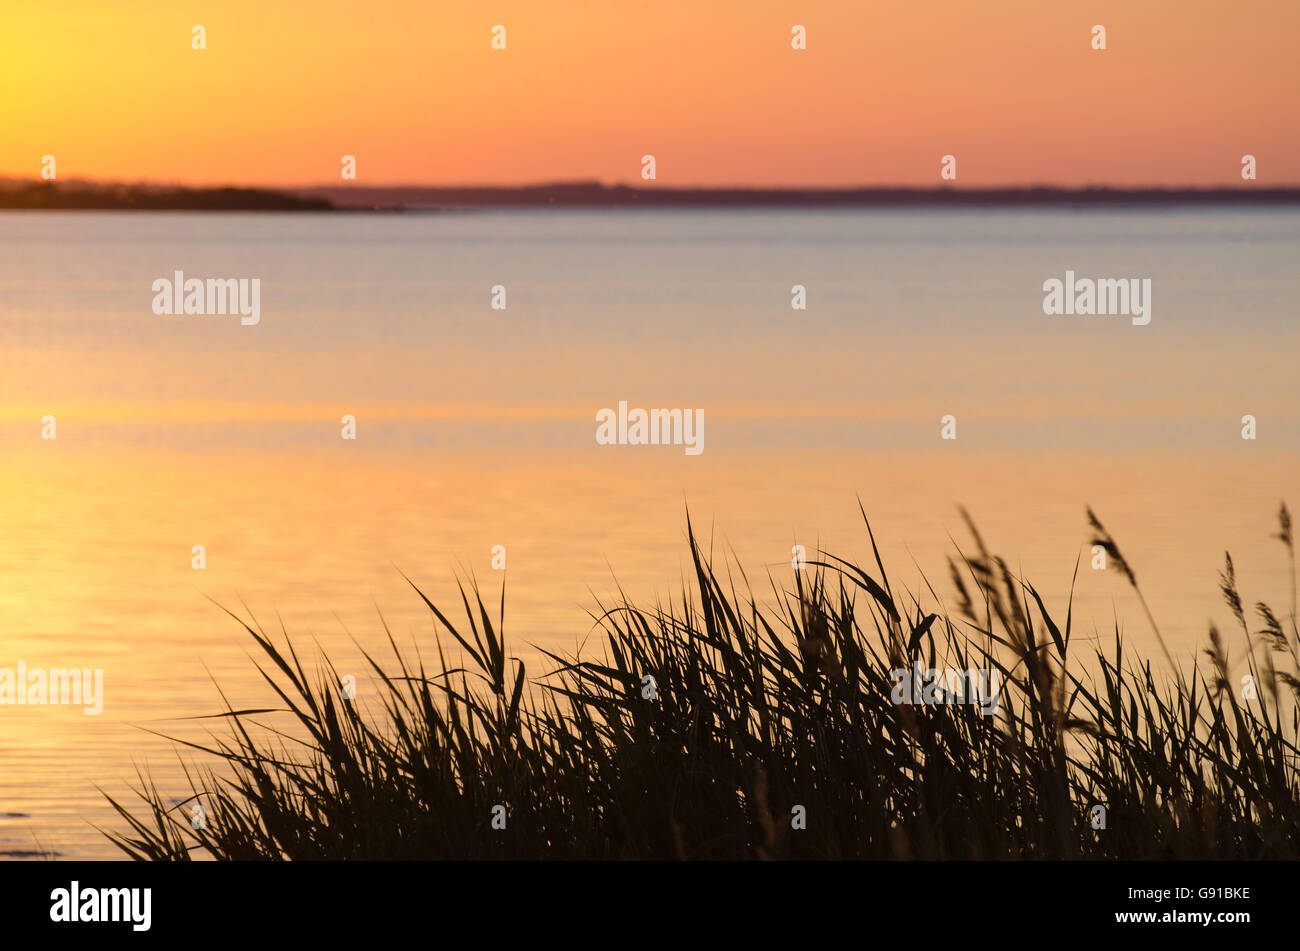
[104,504,1300,859]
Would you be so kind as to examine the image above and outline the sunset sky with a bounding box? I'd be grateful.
[2,0,1297,187]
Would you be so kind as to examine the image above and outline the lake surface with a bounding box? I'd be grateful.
[0,208,1296,858]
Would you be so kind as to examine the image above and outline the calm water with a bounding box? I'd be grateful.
[0,208,1297,858]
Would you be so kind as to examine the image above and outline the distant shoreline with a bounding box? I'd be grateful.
[5,179,1300,211]
[304,183,1300,211]
[0,181,331,212]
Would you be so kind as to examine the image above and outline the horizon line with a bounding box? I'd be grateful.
[6,178,1300,211]
[8,175,1300,192]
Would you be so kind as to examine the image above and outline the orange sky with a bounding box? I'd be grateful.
[2,0,1297,187]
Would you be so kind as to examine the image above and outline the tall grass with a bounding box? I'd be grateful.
[104,504,1300,859]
